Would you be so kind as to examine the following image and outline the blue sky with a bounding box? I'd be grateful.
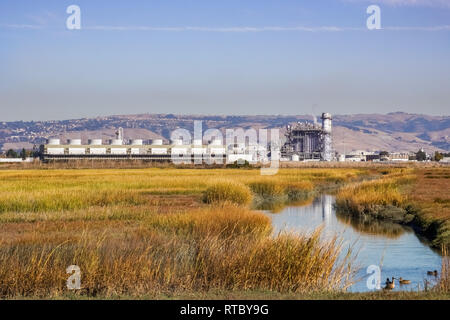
[0,0,449,121]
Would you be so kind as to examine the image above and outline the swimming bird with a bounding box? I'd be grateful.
[427,270,438,277]
[384,277,395,290]
[398,277,411,285]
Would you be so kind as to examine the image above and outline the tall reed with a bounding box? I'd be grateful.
[439,246,450,292]
[0,224,354,298]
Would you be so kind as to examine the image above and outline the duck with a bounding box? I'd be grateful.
[384,277,395,290]
[398,277,411,285]
[427,270,438,277]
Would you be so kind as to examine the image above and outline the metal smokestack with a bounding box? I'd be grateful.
[321,113,332,161]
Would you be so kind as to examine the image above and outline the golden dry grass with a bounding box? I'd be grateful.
[439,246,450,292]
[0,207,354,298]
[335,167,450,247]
[1,166,448,298]
[334,169,414,215]
[0,168,363,298]
[248,180,286,198]
[336,178,405,214]
[0,168,361,216]
[406,169,450,222]
[202,181,252,206]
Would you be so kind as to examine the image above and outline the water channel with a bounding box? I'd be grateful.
[263,194,442,292]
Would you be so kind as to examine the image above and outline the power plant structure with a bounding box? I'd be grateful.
[40,113,333,163]
[40,127,267,164]
[281,113,333,161]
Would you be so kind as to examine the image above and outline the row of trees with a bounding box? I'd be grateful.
[2,148,33,160]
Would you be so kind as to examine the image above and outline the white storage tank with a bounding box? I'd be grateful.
[172,139,183,146]
[47,138,60,145]
[68,139,82,145]
[89,139,103,145]
[130,139,143,145]
[110,139,123,145]
[152,139,163,145]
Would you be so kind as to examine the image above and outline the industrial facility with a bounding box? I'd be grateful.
[40,127,267,164]
[281,113,333,161]
[39,113,334,164]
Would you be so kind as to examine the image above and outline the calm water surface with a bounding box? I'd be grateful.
[264,195,442,292]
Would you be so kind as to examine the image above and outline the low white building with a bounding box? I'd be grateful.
[40,134,270,164]
[0,157,33,163]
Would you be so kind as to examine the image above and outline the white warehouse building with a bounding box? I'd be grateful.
[40,129,268,164]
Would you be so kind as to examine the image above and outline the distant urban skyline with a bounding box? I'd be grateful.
[1,0,449,121]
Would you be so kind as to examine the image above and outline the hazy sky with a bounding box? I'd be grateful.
[1,0,449,121]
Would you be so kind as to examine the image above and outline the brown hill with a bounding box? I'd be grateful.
[0,112,448,154]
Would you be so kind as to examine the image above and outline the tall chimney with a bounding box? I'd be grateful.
[321,113,332,161]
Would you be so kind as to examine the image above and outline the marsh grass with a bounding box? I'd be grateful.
[248,180,286,198]
[144,206,272,239]
[0,168,368,298]
[439,246,450,292]
[248,179,314,212]
[0,208,355,298]
[0,168,361,214]
[202,181,252,206]
[336,179,404,214]
[284,181,314,202]
[335,168,450,247]
[335,170,415,219]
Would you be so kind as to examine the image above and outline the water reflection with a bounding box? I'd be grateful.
[252,195,313,213]
[263,194,442,292]
[335,210,406,239]
[253,197,288,213]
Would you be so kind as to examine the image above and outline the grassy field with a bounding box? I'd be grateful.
[0,168,363,299]
[335,167,450,248]
[0,166,448,299]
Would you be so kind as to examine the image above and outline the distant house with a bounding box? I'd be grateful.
[441,157,450,163]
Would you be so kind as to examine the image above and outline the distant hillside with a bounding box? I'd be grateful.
[0,112,448,153]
